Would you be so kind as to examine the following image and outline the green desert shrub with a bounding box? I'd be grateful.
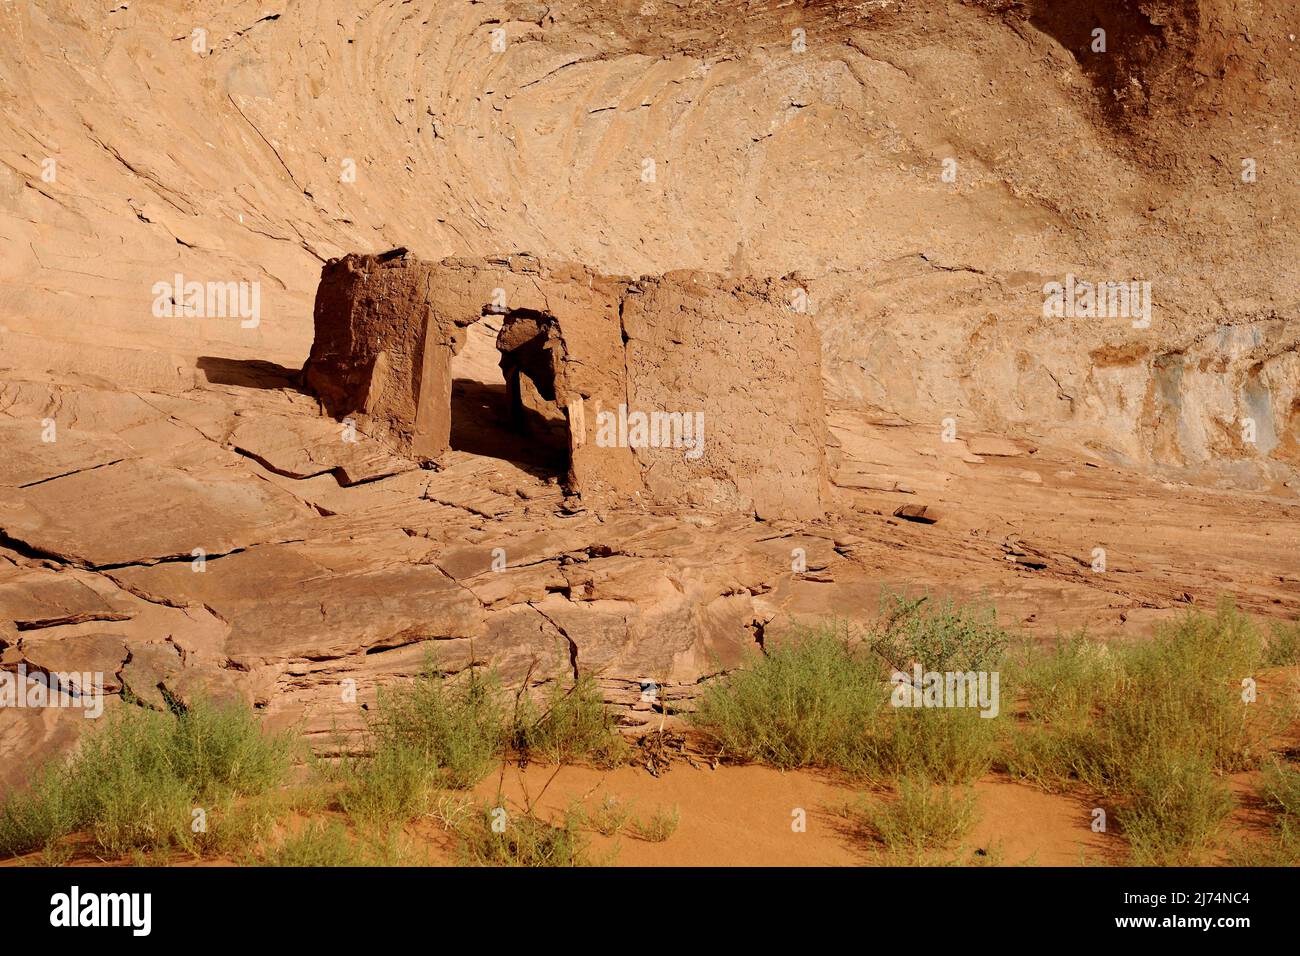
[337,739,440,825]
[584,795,636,836]
[1259,762,1300,818]
[862,775,979,857]
[632,805,680,843]
[370,664,507,790]
[1008,600,1290,861]
[336,664,507,826]
[1264,619,1300,667]
[869,592,1008,674]
[457,800,593,867]
[262,820,416,866]
[512,673,628,767]
[265,821,362,867]
[689,626,883,770]
[1116,751,1235,865]
[0,697,296,858]
[868,706,1002,785]
[691,595,1009,783]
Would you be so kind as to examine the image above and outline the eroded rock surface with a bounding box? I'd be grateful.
[1,0,1298,790]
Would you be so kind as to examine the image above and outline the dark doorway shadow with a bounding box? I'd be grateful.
[451,378,568,481]
[196,356,305,391]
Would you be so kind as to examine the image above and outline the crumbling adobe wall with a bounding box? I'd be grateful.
[620,271,831,519]
[302,252,467,462]
[428,255,646,502]
[303,252,830,518]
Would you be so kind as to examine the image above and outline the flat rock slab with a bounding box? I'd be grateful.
[0,420,133,488]
[967,436,1037,457]
[893,503,941,524]
[0,458,309,567]
[0,563,127,629]
[12,631,129,694]
[115,540,486,665]
[228,412,419,485]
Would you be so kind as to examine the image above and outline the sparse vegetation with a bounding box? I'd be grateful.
[689,625,883,770]
[585,795,636,836]
[336,664,628,827]
[370,664,508,790]
[261,820,418,866]
[335,664,506,826]
[632,805,680,843]
[1006,599,1294,862]
[1259,761,1300,817]
[337,738,440,825]
[868,706,1002,785]
[2,597,1295,867]
[867,591,1008,675]
[264,820,364,867]
[860,775,979,858]
[512,672,629,767]
[455,799,593,867]
[0,696,297,859]
[1117,751,1236,865]
[1265,619,1300,667]
[690,593,1008,783]
[1237,762,1300,866]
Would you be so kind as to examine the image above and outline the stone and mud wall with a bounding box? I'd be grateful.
[302,251,831,520]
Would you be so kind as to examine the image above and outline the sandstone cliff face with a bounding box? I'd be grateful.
[1,0,1294,483]
[1,0,1297,789]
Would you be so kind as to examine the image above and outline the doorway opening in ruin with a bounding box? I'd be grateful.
[448,310,570,481]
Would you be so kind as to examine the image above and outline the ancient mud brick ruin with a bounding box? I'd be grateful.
[303,251,830,519]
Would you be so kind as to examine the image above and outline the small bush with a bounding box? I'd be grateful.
[864,775,979,856]
[337,740,439,825]
[692,598,1009,783]
[1101,601,1273,776]
[868,706,1002,785]
[265,821,362,867]
[457,800,593,866]
[689,626,883,770]
[1236,819,1300,866]
[869,591,1008,674]
[1117,752,1235,865]
[1002,635,1119,789]
[262,820,415,866]
[513,673,628,767]
[1265,620,1300,667]
[1258,762,1300,818]
[585,795,635,836]
[632,805,680,843]
[163,697,297,796]
[370,665,507,791]
[1006,601,1283,862]
[1014,634,1121,727]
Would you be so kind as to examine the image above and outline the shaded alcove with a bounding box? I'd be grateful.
[448,315,570,481]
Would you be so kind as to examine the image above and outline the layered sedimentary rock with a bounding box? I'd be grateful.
[4,0,1299,796]
[302,252,831,519]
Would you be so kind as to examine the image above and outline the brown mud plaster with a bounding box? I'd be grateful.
[303,252,830,519]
